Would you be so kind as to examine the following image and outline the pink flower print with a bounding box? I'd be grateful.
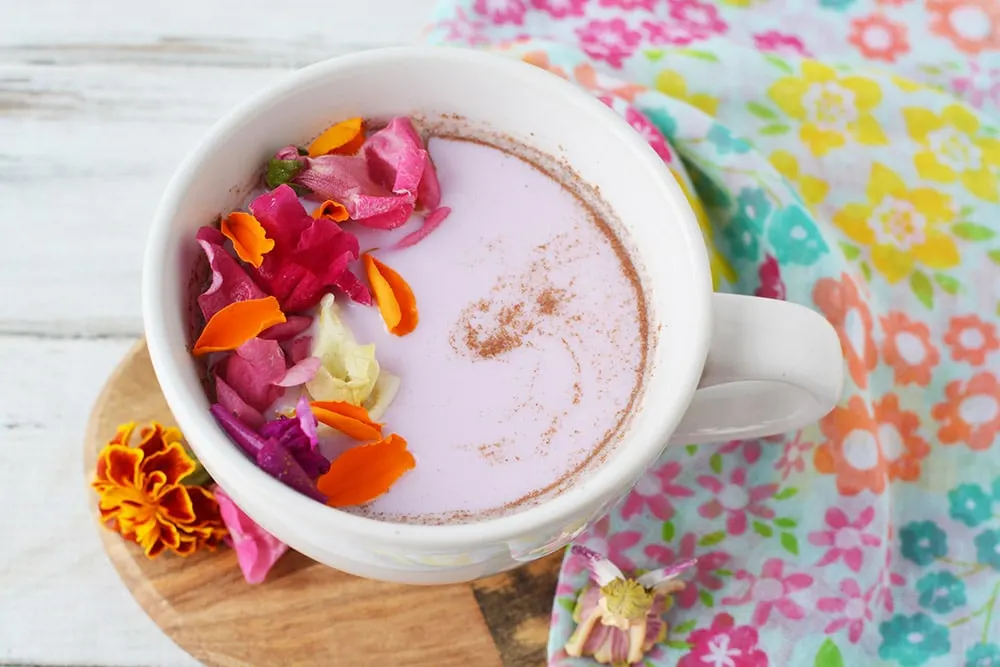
[600,0,657,9]
[952,61,1000,108]
[625,106,673,163]
[808,506,882,572]
[668,0,728,38]
[473,0,527,25]
[531,0,589,17]
[818,578,873,644]
[620,460,693,521]
[753,31,812,58]
[697,467,778,535]
[722,559,813,626]
[872,544,907,613]
[575,18,642,69]
[719,439,763,464]
[607,530,642,571]
[775,433,812,478]
[437,8,490,46]
[755,254,786,300]
[645,532,730,609]
[678,613,769,667]
[641,20,701,46]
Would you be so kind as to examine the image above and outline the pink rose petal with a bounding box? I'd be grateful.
[215,374,265,429]
[222,338,286,411]
[195,226,266,320]
[276,356,321,387]
[214,485,288,584]
[394,206,451,249]
[288,336,312,364]
[259,315,313,341]
[364,117,441,209]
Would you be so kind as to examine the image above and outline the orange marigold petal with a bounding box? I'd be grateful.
[96,444,143,489]
[221,212,275,269]
[311,401,383,441]
[143,441,197,486]
[311,199,350,222]
[193,296,286,356]
[186,486,225,527]
[317,434,415,507]
[110,422,137,447]
[158,485,198,525]
[308,117,365,158]
[363,253,418,336]
[157,519,182,549]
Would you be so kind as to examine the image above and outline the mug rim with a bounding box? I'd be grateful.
[143,45,712,549]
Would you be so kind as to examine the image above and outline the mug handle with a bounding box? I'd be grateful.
[670,293,844,445]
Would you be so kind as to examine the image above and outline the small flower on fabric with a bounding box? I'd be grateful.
[775,433,812,478]
[644,532,729,609]
[974,529,1000,570]
[721,559,813,625]
[755,254,786,300]
[708,125,752,155]
[620,461,693,521]
[880,311,939,387]
[668,0,728,38]
[473,0,527,25]
[625,106,673,162]
[900,520,948,566]
[933,372,1000,451]
[642,19,701,46]
[563,546,696,666]
[436,7,490,45]
[722,187,770,262]
[813,396,886,495]
[600,0,656,9]
[530,0,589,18]
[944,315,1000,365]
[697,466,777,535]
[952,61,1000,109]
[575,18,642,69]
[966,643,1000,667]
[874,540,908,613]
[848,14,910,62]
[92,422,227,558]
[878,613,951,666]
[677,612,768,667]
[817,578,873,644]
[768,204,828,266]
[809,506,882,572]
[916,571,966,613]
[948,483,994,526]
[753,31,811,57]
[214,485,288,584]
[927,0,1000,55]
[813,273,877,388]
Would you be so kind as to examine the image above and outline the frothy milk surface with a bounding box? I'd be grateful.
[329,137,646,522]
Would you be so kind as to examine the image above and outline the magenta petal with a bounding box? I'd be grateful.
[195,226,266,320]
[294,394,319,449]
[276,357,321,388]
[289,336,312,364]
[260,315,313,341]
[223,338,286,411]
[256,440,326,502]
[211,403,269,457]
[774,598,806,620]
[818,597,846,613]
[394,206,451,250]
[215,375,265,429]
[364,116,441,209]
[697,475,723,493]
[214,485,288,584]
[333,269,373,305]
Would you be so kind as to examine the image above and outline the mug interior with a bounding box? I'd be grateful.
[143,46,712,551]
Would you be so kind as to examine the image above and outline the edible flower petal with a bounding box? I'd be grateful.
[308,117,365,158]
[92,422,227,558]
[220,338,286,410]
[249,185,368,310]
[195,227,266,321]
[310,400,383,441]
[332,270,374,306]
[306,294,380,405]
[394,206,451,250]
[276,357,321,388]
[311,199,350,222]
[363,254,418,336]
[259,315,312,342]
[364,117,441,209]
[221,212,275,268]
[193,296,286,356]
[316,434,415,507]
[215,374,265,429]
[363,371,400,421]
[214,485,288,584]
[257,439,327,502]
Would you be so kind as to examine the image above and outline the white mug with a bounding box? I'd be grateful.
[143,46,843,585]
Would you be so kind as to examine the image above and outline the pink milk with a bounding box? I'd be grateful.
[333,137,647,523]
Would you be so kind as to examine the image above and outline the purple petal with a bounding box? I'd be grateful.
[222,338,286,411]
[211,403,269,456]
[394,206,451,250]
[260,315,313,341]
[295,394,319,448]
[570,545,623,586]
[215,375,265,429]
[195,226,266,320]
[276,357,321,388]
[256,440,326,502]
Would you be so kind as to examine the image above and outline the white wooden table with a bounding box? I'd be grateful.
[0,2,437,663]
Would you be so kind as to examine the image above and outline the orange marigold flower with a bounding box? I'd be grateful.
[944,314,999,365]
[876,394,931,482]
[933,372,1000,450]
[815,396,885,496]
[813,273,877,389]
[92,422,227,558]
[881,311,939,386]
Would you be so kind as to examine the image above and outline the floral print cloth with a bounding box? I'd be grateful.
[424,0,1000,665]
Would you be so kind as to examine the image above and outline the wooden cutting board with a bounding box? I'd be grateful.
[84,341,562,667]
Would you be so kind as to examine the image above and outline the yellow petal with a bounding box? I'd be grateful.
[962,167,1000,202]
[690,93,720,117]
[801,123,845,157]
[979,137,1000,167]
[914,150,957,183]
[941,104,980,135]
[769,150,800,180]
[768,77,810,120]
[867,163,907,203]
[801,61,837,83]
[907,187,953,222]
[800,175,830,207]
[841,76,883,112]
[903,108,943,144]
[913,232,961,270]
[654,70,688,98]
[833,203,877,245]
[892,75,923,93]
[872,244,913,283]
[305,294,380,405]
[851,114,889,147]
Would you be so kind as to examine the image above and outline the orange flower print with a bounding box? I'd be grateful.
[944,314,1000,365]
[815,396,886,495]
[849,14,910,62]
[813,273,878,389]
[881,311,939,386]
[876,394,931,482]
[521,51,569,80]
[928,0,1000,54]
[933,372,1000,450]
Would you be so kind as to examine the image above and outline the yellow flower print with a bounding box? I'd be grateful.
[671,167,737,288]
[768,62,888,157]
[769,150,830,209]
[903,104,1000,202]
[656,70,720,117]
[833,163,959,283]
[892,75,924,93]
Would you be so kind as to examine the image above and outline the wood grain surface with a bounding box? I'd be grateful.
[82,341,561,666]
